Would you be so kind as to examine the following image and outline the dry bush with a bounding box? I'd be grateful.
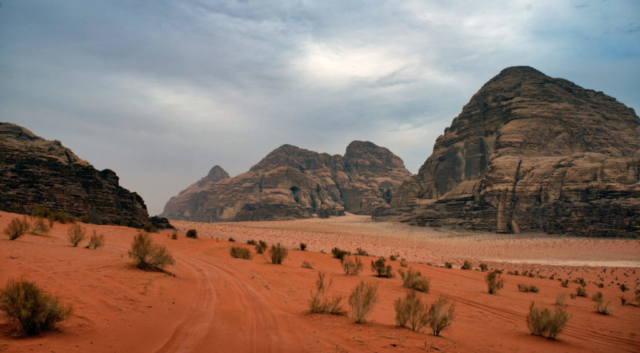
[575,286,587,297]
[247,239,257,245]
[67,223,85,247]
[255,241,267,254]
[461,260,472,270]
[301,261,314,269]
[560,279,569,288]
[348,281,378,324]
[186,229,197,239]
[555,293,567,307]
[269,243,288,264]
[518,284,539,293]
[29,217,50,236]
[526,302,571,340]
[620,284,629,292]
[4,218,30,240]
[427,297,455,336]
[389,255,398,261]
[341,256,363,276]
[394,290,429,332]
[299,242,307,251]
[331,247,351,260]
[228,237,236,242]
[0,279,72,336]
[486,271,504,294]
[32,205,75,225]
[398,268,430,293]
[128,233,174,271]
[591,292,603,302]
[307,272,346,316]
[595,298,612,315]
[171,232,178,240]
[371,257,394,278]
[143,223,158,233]
[87,231,105,250]
[356,248,369,256]
[230,246,252,260]
[400,261,408,268]
[444,262,452,269]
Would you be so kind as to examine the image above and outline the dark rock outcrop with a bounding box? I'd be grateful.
[0,123,150,227]
[375,66,640,237]
[148,216,175,230]
[162,141,411,222]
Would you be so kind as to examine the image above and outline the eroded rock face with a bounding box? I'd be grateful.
[162,141,411,222]
[376,66,640,237]
[0,123,150,227]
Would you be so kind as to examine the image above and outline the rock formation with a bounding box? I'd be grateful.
[0,123,150,227]
[375,66,640,237]
[162,141,411,222]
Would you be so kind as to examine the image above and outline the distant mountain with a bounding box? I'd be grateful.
[162,141,412,222]
[0,123,150,227]
[375,66,640,237]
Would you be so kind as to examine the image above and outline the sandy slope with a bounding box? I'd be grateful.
[1,211,639,352]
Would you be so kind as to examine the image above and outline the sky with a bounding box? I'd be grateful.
[1,0,639,215]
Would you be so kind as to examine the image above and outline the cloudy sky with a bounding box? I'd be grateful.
[1,0,639,215]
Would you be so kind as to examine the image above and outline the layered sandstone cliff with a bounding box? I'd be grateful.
[162,141,411,222]
[0,123,150,227]
[375,66,640,237]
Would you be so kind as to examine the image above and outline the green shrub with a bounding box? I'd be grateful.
[307,272,346,315]
[0,279,72,336]
[526,302,571,340]
[461,260,472,270]
[486,271,504,294]
[479,263,488,272]
[87,231,105,250]
[4,218,30,240]
[29,217,50,236]
[186,229,197,239]
[371,257,394,278]
[331,247,351,260]
[341,256,363,276]
[398,268,430,293]
[576,287,587,297]
[269,243,288,264]
[230,246,252,260]
[67,223,85,247]
[427,297,455,337]
[299,242,307,251]
[143,223,158,233]
[555,293,567,307]
[348,281,378,324]
[128,233,174,271]
[394,290,429,332]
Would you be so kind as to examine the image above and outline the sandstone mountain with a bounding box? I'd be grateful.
[375,66,640,237]
[0,123,150,227]
[162,141,411,222]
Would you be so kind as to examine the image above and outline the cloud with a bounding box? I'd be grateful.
[1,0,639,215]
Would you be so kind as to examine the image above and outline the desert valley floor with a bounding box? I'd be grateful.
[1,211,639,352]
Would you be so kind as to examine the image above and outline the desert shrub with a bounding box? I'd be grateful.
[0,279,72,336]
[371,257,394,278]
[29,217,50,236]
[128,233,174,271]
[87,231,105,250]
[400,261,408,268]
[389,255,397,261]
[356,248,369,256]
[575,287,587,297]
[560,279,569,288]
[555,293,567,307]
[597,283,604,288]
[526,302,571,340]
[4,218,30,240]
[620,284,629,292]
[298,242,307,251]
[398,268,430,293]
[348,281,378,324]
[570,293,576,299]
[518,284,539,293]
[331,247,351,260]
[461,260,472,270]
[444,262,452,269]
[479,263,488,272]
[427,296,455,336]
[341,256,363,276]
[247,239,257,245]
[143,223,158,233]
[228,237,236,242]
[230,246,252,260]
[171,232,178,240]
[591,292,603,302]
[67,223,85,247]
[307,272,346,315]
[620,296,628,306]
[186,229,197,239]
[269,243,288,264]
[255,241,267,254]
[32,205,75,225]
[486,271,504,294]
[594,298,612,315]
[301,261,314,269]
[494,269,503,274]
[394,290,429,332]
[574,278,587,287]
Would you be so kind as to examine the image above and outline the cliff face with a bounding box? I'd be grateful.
[162,141,412,222]
[376,66,640,237]
[0,123,150,227]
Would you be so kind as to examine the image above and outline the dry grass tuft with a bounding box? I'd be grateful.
[87,231,105,250]
[486,270,504,294]
[575,286,587,297]
[341,256,363,276]
[269,243,288,264]
[307,272,346,316]
[128,233,174,271]
[555,293,567,307]
[398,268,430,293]
[348,281,378,324]
[230,246,252,260]
[394,290,429,332]
[67,223,85,247]
[427,297,455,336]
[461,260,472,270]
[371,257,394,278]
[301,261,314,269]
[594,297,613,315]
[4,218,30,240]
[526,302,571,340]
[29,217,50,236]
[518,284,539,293]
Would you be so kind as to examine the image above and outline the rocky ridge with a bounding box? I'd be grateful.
[375,66,640,237]
[0,123,150,227]
[162,141,411,222]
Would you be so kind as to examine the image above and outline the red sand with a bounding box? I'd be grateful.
[1,211,639,352]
